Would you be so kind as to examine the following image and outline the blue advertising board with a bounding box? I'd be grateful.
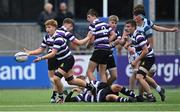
[117,55,180,86]
[0,55,180,88]
[0,56,50,88]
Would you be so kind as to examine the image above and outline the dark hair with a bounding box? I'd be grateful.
[125,19,137,28]
[87,9,98,17]
[63,18,74,26]
[133,4,145,16]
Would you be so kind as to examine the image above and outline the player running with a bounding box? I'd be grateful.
[128,4,179,102]
[25,19,95,103]
[124,19,157,102]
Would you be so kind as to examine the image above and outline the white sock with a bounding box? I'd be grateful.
[156,85,161,92]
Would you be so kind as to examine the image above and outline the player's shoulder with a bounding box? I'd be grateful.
[144,18,154,27]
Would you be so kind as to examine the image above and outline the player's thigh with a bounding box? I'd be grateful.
[48,70,55,78]
[137,57,155,78]
[87,60,98,72]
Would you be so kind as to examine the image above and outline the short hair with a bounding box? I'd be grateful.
[44,19,58,28]
[133,4,145,16]
[63,18,74,26]
[109,15,119,23]
[87,9,98,17]
[125,19,137,28]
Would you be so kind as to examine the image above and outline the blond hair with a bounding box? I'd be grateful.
[109,15,119,23]
[44,19,58,28]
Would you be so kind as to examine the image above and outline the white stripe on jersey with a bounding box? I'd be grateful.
[146,49,154,57]
[56,42,66,49]
[76,96,81,101]
[69,36,75,41]
[91,95,94,102]
[94,37,109,43]
[97,89,103,102]
[53,45,61,49]
[89,26,95,31]
[95,22,107,28]
[65,32,70,36]
[41,43,46,47]
[84,93,89,102]
[56,46,68,55]
[97,44,110,47]
[95,29,109,35]
[139,40,147,47]
[56,30,65,34]
[57,51,71,60]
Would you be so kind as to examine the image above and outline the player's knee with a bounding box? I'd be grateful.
[149,64,157,77]
[111,74,117,80]
[66,75,74,85]
[136,73,144,81]
[54,71,63,79]
[49,77,55,84]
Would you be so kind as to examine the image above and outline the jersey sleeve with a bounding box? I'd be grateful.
[144,26,153,38]
[65,31,75,42]
[89,24,96,35]
[147,19,154,28]
[40,36,47,48]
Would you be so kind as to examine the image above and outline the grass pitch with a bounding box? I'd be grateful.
[0,88,180,111]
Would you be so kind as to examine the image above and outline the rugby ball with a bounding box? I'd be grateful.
[14,52,28,62]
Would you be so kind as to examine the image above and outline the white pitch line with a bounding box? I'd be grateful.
[0,111,180,112]
[0,104,180,108]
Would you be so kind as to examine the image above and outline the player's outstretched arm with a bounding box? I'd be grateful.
[24,47,45,56]
[72,31,93,45]
[33,49,57,62]
[152,25,179,32]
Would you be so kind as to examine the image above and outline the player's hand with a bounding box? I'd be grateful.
[87,31,93,38]
[128,47,135,55]
[72,88,81,93]
[171,27,179,32]
[123,29,130,36]
[33,56,42,63]
[131,60,137,67]
[23,48,30,55]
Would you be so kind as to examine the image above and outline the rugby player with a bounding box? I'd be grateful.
[128,4,178,101]
[86,9,116,83]
[65,76,137,102]
[124,19,156,102]
[27,19,95,103]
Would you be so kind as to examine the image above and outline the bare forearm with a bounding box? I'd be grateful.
[135,49,148,62]
[153,25,173,32]
[28,48,44,55]
[41,52,55,60]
